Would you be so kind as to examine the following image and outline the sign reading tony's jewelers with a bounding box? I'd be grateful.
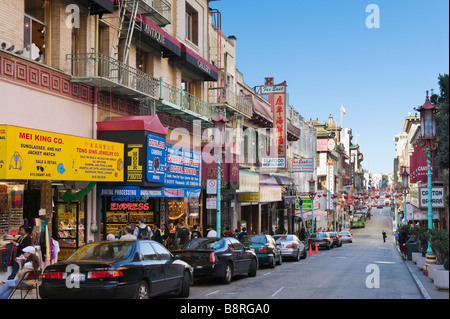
[0,125,124,181]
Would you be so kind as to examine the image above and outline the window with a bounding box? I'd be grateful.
[151,242,172,260]
[140,243,158,260]
[185,3,198,45]
[24,0,47,62]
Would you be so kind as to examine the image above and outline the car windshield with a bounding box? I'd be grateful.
[242,236,267,244]
[273,235,294,241]
[340,232,350,235]
[67,241,135,261]
[196,239,225,250]
[353,214,363,221]
[328,232,337,236]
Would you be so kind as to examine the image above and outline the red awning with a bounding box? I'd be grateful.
[97,114,169,135]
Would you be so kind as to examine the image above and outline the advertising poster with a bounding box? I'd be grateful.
[146,135,166,183]
[0,125,124,182]
[165,145,201,188]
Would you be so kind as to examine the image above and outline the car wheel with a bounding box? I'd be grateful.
[221,263,233,284]
[136,281,149,299]
[301,247,307,259]
[276,253,282,265]
[178,271,190,298]
[248,258,257,277]
[326,243,331,250]
[295,250,301,261]
[269,255,276,268]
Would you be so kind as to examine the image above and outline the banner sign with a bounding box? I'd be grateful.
[98,186,201,198]
[273,92,287,164]
[291,158,314,172]
[146,135,166,183]
[0,125,124,182]
[165,145,201,188]
[420,187,444,208]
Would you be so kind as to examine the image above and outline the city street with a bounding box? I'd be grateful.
[182,207,421,299]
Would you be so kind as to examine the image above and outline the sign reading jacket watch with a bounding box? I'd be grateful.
[0,125,124,181]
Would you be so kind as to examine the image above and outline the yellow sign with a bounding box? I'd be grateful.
[0,125,124,182]
[238,193,260,202]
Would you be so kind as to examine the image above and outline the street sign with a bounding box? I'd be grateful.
[207,179,217,194]
[206,197,217,209]
[419,187,444,208]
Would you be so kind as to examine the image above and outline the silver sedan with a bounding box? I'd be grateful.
[273,234,307,261]
[339,231,353,243]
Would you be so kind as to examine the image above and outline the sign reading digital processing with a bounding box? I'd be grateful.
[0,125,124,181]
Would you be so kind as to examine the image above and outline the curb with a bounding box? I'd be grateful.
[395,244,432,299]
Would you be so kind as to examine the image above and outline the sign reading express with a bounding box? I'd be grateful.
[0,125,124,181]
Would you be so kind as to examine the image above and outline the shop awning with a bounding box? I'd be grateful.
[98,186,201,198]
[88,0,114,15]
[259,185,282,202]
[303,209,328,219]
[272,174,293,186]
[97,115,169,135]
[180,44,218,81]
[236,170,259,193]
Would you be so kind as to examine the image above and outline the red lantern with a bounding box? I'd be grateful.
[323,193,327,197]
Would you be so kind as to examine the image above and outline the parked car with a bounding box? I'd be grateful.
[241,235,282,268]
[39,240,193,299]
[273,234,307,261]
[326,232,342,247]
[307,232,333,250]
[339,231,353,243]
[173,237,258,284]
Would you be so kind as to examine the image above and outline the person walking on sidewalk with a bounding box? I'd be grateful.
[382,230,387,243]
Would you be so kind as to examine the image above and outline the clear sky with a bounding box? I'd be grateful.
[209,0,449,175]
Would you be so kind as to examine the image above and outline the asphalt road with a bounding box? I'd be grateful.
[182,206,422,299]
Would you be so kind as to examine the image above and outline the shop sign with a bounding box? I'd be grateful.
[261,86,285,94]
[0,125,124,181]
[291,158,314,172]
[146,135,166,183]
[261,157,286,170]
[273,92,287,168]
[237,193,260,202]
[165,145,201,188]
[260,186,282,203]
[236,170,259,193]
[317,139,328,152]
[406,204,439,220]
[98,186,201,198]
[419,187,444,208]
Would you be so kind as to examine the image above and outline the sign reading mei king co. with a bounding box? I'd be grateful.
[0,125,124,182]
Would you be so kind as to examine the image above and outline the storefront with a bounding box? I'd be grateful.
[0,124,124,260]
[96,115,203,239]
[235,170,259,234]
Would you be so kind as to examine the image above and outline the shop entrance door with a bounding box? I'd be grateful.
[54,202,80,260]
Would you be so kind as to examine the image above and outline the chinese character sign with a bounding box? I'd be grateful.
[273,92,287,167]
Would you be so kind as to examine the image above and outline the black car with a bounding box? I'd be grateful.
[39,240,193,299]
[173,237,258,284]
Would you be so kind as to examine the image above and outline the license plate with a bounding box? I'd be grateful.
[69,273,85,283]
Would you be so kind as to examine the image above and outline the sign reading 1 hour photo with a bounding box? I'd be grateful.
[126,144,143,182]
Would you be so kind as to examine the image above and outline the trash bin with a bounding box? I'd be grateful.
[406,242,418,261]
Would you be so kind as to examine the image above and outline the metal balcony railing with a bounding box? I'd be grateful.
[67,53,225,125]
[209,88,253,118]
[137,0,171,26]
[67,52,160,100]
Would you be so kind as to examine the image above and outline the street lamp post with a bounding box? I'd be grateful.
[211,112,229,238]
[414,91,440,275]
[401,168,409,226]
[308,177,316,233]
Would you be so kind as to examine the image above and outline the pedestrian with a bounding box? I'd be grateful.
[398,227,408,259]
[120,225,137,240]
[382,230,387,243]
[133,216,153,240]
[191,225,202,239]
[394,231,399,245]
[106,234,116,240]
[300,226,306,241]
[7,225,33,281]
[162,224,170,247]
[238,227,249,241]
[224,227,233,237]
[206,225,218,238]
[177,221,190,248]
[0,246,41,299]
[153,224,163,244]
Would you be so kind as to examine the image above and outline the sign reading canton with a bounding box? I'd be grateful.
[273,92,287,168]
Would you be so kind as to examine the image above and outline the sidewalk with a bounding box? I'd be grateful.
[395,244,449,299]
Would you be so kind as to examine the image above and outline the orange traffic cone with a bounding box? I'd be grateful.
[309,244,313,256]
[315,243,319,253]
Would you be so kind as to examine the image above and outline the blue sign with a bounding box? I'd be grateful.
[165,145,201,188]
[97,186,201,198]
[146,135,166,183]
